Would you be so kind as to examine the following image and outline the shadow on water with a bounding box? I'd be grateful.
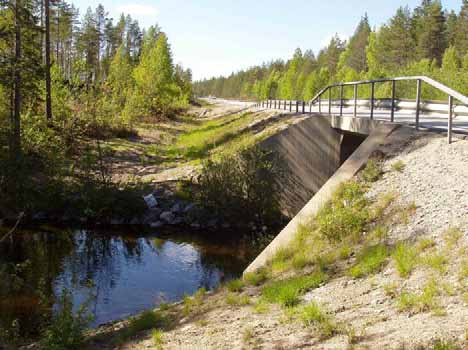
[0,225,258,337]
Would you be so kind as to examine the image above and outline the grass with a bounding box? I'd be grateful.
[348,244,390,278]
[392,242,419,278]
[253,300,270,314]
[299,302,340,339]
[444,227,463,249]
[225,293,251,306]
[360,159,383,183]
[166,112,256,160]
[152,329,164,349]
[383,282,399,298]
[391,160,406,172]
[397,278,442,314]
[182,288,206,316]
[421,253,448,273]
[119,310,168,341]
[226,279,244,293]
[244,269,269,286]
[315,181,369,242]
[261,271,327,307]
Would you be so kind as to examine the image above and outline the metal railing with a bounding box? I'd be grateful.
[254,76,468,144]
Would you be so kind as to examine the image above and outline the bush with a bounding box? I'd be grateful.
[360,159,383,183]
[40,290,92,350]
[315,181,369,242]
[194,146,285,229]
[348,244,389,278]
[261,271,327,307]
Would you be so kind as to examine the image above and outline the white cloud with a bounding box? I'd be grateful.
[117,3,158,17]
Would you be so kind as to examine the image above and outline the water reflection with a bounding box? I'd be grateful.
[0,227,255,335]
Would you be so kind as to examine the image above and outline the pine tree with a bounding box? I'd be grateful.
[340,14,371,72]
[414,0,446,64]
[454,0,468,55]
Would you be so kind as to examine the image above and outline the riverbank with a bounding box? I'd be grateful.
[83,133,468,350]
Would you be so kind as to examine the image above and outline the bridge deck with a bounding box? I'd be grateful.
[259,105,468,135]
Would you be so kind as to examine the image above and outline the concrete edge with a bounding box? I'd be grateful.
[243,122,401,276]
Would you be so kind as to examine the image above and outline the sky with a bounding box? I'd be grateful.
[72,0,463,80]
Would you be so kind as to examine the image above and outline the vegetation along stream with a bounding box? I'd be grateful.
[0,226,259,339]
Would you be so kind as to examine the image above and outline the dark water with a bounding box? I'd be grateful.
[0,226,256,335]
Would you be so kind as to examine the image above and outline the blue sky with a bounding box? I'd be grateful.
[72,0,463,80]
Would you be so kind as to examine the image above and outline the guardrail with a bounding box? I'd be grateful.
[253,76,468,143]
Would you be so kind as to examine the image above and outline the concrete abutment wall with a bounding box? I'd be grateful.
[245,114,400,275]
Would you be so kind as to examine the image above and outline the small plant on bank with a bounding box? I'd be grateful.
[391,160,406,172]
[244,269,269,286]
[261,271,327,307]
[349,244,390,278]
[397,278,442,314]
[300,302,339,339]
[444,227,463,249]
[360,159,383,183]
[226,279,244,293]
[393,242,419,278]
[315,181,369,242]
[40,290,93,350]
[225,293,250,306]
[126,310,168,337]
[152,329,164,350]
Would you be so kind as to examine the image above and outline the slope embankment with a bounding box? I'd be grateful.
[85,127,468,350]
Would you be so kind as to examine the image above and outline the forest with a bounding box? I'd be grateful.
[194,0,468,102]
[0,0,193,218]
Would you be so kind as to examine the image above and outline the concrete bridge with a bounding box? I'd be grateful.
[244,76,467,274]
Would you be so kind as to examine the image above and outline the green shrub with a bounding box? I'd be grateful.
[226,279,244,293]
[391,160,406,172]
[315,181,369,242]
[261,271,327,307]
[349,244,390,278]
[40,290,92,350]
[397,279,441,314]
[300,302,339,339]
[225,293,250,306]
[393,242,418,278]
[244,269,269,286]
[127,310,167,336]
[360,159,383,183]
[194,146,285,229]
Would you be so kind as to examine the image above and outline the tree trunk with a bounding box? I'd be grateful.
[12,0,22,160]
[45,0,52,123]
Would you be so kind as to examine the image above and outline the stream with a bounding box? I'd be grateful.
[0,226,258,336]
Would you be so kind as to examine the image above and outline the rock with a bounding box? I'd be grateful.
[143,194,158,209]
[150,221,165,228]
[171,202,185,213]
[183,203,197,213]
[160,211,176,223]
[142,208,162,224]
[207,219,218,228]
[32,212,47,220]
[110,218,124,225]
[170,217,184,225]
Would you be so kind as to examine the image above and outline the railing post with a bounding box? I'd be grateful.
[353,84,358,117]
[302,101,305,114]
[274,100,277,109]
[319,97,322,113]
[370,82,375,120]
[289,100,292,112]
[391,80,396,123]
[284,100,287,111]
[415,79,422,130]
[340,84,344,116]
[296,100,299,113]
[448,95,454,144]
[328,88,332,115]
[309,101,312,113]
